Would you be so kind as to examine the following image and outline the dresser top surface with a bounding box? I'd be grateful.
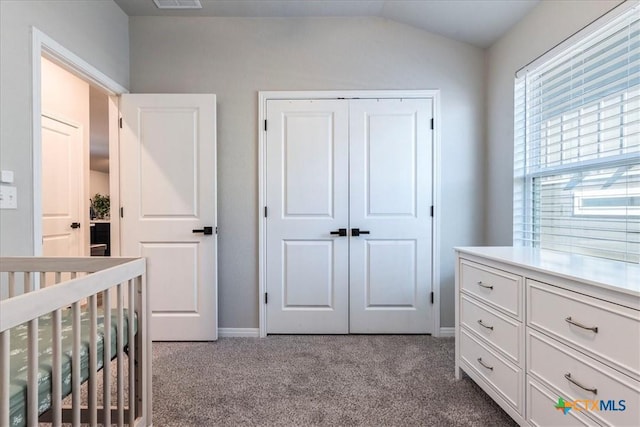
[455,246,640,298]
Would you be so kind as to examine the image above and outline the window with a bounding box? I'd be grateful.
[514,5,640,263]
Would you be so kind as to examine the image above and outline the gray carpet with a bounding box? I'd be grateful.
[152,336,517,426]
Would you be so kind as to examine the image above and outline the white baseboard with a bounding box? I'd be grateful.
[218,328,260,338]
[219,327,452,338]
[439,327,455,338]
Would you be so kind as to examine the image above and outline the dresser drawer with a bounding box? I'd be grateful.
[527,376,602,426]
[527,329,640,427]
[527,280,640,379]
[460,328,523,413]
[460,259,522,319]
[460,294,522,364]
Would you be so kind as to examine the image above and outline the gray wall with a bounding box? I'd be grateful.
[0,0,129,256]
[484,0,624,246]
[2,1,619,330]
[129,17,486,329]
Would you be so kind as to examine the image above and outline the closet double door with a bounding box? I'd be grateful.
[265,98,433,334]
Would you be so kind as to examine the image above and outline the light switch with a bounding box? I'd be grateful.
[0,170,14,183]
[0,185,17,209]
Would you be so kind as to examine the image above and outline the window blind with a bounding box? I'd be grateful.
[514,5,640,263]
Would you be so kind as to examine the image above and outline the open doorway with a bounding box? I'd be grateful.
[32,28,126,261]
[41,57,111,257]
[40,57,90,257]
[38,55,117,258]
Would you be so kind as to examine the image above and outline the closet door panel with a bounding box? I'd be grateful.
[349,99,434,334]
[265,99,350,333]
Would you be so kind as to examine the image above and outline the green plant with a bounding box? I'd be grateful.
[92,193,110,219]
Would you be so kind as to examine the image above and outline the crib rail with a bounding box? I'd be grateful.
[0,257,136,274]
[0,257,150,427]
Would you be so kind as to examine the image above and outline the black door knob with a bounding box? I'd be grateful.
[70,222,81,229]
[192,226,213,235]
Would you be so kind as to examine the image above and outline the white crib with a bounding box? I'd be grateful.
[0,257,151,426]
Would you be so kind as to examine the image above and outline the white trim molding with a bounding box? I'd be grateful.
[258,90,442,338]
[31,27,128,256]
[218,328,260,338]
[439,327,455,338]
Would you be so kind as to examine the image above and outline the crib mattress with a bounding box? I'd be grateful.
[8,308,136,427]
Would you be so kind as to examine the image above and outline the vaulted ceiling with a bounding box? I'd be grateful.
[114,0,540,48]
[97,0,540,169]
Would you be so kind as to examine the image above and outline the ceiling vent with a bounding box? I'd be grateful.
[153,0,202,9]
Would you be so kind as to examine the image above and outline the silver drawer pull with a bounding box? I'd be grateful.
[477,281,494,290]
[565,317,598,333]
[564,373,597,395]
[477,319,494,330]
[477,357,494,371]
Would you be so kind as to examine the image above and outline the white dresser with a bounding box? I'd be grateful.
[455,247,640,426]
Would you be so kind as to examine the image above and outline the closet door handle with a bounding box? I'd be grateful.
[330,228,347,237]
[351,228,370,237]
[70,222,81,229]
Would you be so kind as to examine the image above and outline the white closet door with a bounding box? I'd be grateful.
[120,94,218,341]
[348,99,433,333]
[265,99,350,333]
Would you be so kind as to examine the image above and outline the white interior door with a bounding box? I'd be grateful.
[41,114,84,257]
[120,94,217,341]
[265,99,350,333]
[265,97,434,334]
[349,99,433,333]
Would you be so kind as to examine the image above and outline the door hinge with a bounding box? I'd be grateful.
[430,118,434,130]
[264,120,267,131]
[215,226,218,234]
[264,292,268,304]
[430,291,434,304]
[120,207,124,218]
[119,117,123,129]
[430,205,434,217]
[264,206,268,218]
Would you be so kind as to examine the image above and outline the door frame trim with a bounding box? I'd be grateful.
[31,27,127,256]
[258,90,442,337]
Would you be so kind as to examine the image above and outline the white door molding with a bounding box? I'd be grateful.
[258,90,442,337]
[31,27,127,256]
